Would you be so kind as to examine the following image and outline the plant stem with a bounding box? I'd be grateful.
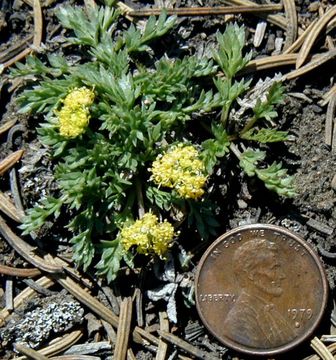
[220,103,231,126]
[220,77,232,128]
[240,115,258,135]
[229,142,242,159]
[135,178,145,219]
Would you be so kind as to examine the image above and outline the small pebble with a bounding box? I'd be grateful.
[266,34,275,53]
[272,37,283,55]
[237,199,248,209]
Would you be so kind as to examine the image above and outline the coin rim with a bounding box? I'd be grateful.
[195,223,329,356]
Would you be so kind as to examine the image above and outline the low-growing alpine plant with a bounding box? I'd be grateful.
[11,0,296,281]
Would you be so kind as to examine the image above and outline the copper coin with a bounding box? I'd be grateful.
[195,224,328,356]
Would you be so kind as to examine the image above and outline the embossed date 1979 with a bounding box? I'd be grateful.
[288,308,313,327]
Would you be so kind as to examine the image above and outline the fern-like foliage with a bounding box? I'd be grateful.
[56,5,120,46]
[241,128,289,143]
[201,124,230,174]
[253,82,284,121]
[95,239,125,283]
[213,23,252,79]
[20,197,62,234]
[12,6,296,282]
[239,149,296,197]
[123,12,176,53]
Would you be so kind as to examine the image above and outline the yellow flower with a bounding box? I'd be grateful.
[120,213,175,258]
[63,87,95,108]
[150,144,207,199]
[58,87,95,138]
[59,106,90,138]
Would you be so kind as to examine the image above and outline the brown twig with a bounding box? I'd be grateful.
[311,337,334,360]
[102,320,117,343]
[0,191,24,222]
[326,35,335,50]
[0,263,41,277]
[33,0,43,47]
[2,0,42,69]
[325,93,336,146]
[282,0,298,50]
[41,253,94,291]
[53,274,119,326]
[283,19,318,54]
[0,36,34,64]
[134,326,160,346]
[319,85,336,106]
[243,53,298,73]
[0,119,17,136]
[296,6,336,68]
[158,330,216,360]
[0,215,63,273]
[52,273,159,346]
[127,349,137,360]
[116,1,134,21]
[284,48,336,81]
[2,48,32,69]
[14,343,50,360]
[129,4,283,17]
[38,331,84,358]
[51,356,100,360]
[0,150,24,176]
[114,297,133,360]
[305,342,336,360]
[221,0,295,33]
[15,330,84,360]
[23,278,56,296]
[155,312,169,360]
[0,276,54,326]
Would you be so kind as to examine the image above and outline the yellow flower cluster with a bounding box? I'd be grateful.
[120,213,174,258]
[58,87,95,138]
[150,144,207,199]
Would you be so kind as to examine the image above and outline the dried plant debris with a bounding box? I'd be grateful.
[148,256,194,323]
[0,294,84,349]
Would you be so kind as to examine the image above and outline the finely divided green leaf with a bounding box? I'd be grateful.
[241,128,289,143]
[239,148,266,176]
[240,149,296,197]
[253,82,284,121]
[96,239,124,283]
[255,162,297,198]
[213,23,252,79]
[201,124,230,173]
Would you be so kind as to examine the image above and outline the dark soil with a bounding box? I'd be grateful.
[0,0,336,359]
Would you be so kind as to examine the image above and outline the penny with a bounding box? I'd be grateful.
[195,224,329,356]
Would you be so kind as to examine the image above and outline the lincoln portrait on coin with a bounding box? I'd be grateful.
[223,238,297,348]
